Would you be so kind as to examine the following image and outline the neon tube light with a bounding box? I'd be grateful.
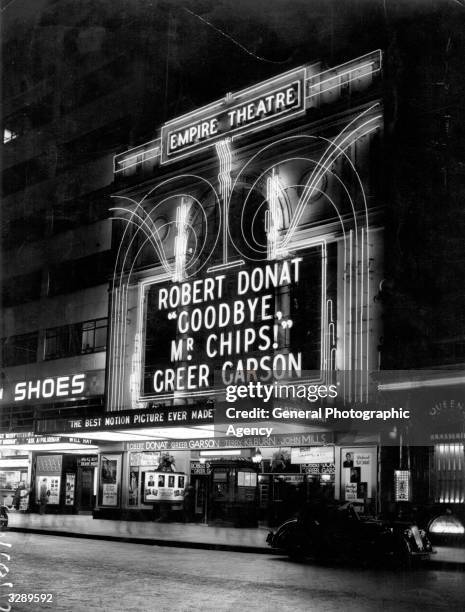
[173,198,189,282]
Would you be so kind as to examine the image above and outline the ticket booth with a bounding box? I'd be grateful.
[209,460,259,527]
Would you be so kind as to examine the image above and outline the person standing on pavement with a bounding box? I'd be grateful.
[39,478,49,515]
[183,485,195,523]
[13,483,25,510]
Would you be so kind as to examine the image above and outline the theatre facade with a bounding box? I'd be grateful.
[34,50,390,525]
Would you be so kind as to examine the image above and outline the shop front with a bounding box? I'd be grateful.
[0,368,104,513]
[81,427,379,526]
[0,444,30,510]
[0,430,100,513]
[30,446,99,515]
[35,399,382,523]
[377,373,465,534]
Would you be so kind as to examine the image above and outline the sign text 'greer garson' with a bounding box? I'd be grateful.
[142,254,327,398]
[162,75,304,162]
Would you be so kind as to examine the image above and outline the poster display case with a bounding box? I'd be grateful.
[99,454,122,507]
[65,473,76,506]
[36,476,61,505]
[142,471,186,503]
[341,447,377,504]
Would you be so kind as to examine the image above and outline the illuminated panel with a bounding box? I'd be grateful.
[435,443,465,504]
[306,49,382,107]
[0,372,104,406]
[394,470,411,502]
[140,247,336,402]
[429,515,465,535]
[215,139,233,264]
[173,198,189,282]
[114,138,161,174]
[160,66,306,165]
[266,170,282,261]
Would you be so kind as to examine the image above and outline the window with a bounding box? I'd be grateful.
[3,94,55,143]
[44,325,81,361]
[44,318,107,360]
[1,332,38,367]
[81,319,107,353]
[3,128,18,144]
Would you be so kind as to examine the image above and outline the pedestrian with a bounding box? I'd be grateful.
[39,478,49,515]
[183,485,195,523]
[13,483,25,510]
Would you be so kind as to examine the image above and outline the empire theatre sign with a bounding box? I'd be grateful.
[160,67,305,164]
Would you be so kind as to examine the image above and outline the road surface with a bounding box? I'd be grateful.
[1,533,464,611]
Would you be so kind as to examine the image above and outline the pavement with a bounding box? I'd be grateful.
[6,510,465,569]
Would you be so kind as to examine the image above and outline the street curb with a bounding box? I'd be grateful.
[8,527,271,555]
[9,527,465,570]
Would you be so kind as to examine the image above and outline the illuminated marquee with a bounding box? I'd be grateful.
[141,246,336,401]
[161,68,305,164]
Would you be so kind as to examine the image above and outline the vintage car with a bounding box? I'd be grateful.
[266,502,433,566]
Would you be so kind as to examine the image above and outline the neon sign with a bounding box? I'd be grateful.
[141,247,334,401]
[114,50,382,174]
[0,372,105,406]
[161,68,305,164]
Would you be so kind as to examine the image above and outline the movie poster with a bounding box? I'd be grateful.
[341,448,377,503]
[99,454,121,507]
[35,476,61,505]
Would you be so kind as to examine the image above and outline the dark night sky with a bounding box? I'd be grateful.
[3,0,464,134]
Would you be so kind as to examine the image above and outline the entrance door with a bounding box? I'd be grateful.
[191,475,208,521]
[77,467,94,512]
